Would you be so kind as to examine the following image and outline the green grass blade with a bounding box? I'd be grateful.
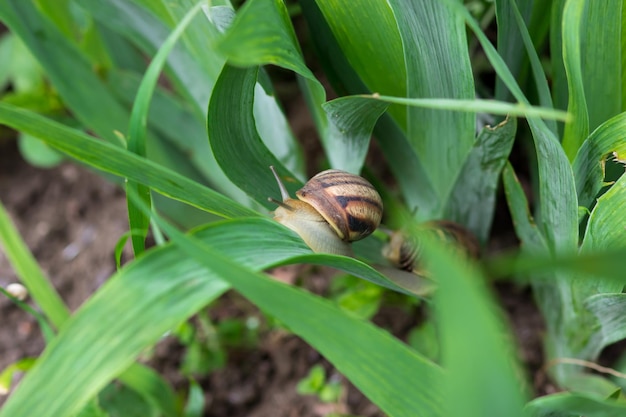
[561,0,589,161]
[446,117,517,244]
[0,201,70,328]
[494,0,534,102]
[573,110,626,212]
[391,0,475,201]
[424,238,527,417]
[368,95,569,121]
[125,1,204,255]
[0,103,257,219]
[506,0,557,134]
[0,0,130,144]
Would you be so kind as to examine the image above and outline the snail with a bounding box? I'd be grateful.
[383,220,480,276]
[269,166,383,256]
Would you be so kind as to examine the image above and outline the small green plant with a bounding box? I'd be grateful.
[297,364,343,404]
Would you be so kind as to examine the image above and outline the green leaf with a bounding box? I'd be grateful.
[0,200,70,328]
[0,102,257,219]
[17,132,64,168]
[391,0,475,201]
[502,163,548,253]
[445,117,517,243]
[580,1,623,132]
[182,379,204,417]
[117,363,178,417]
[125,1,204,255]
[310,0,406,122]
[498,0,557,135]
[573,111,626,211]
[586,293,626,353]
[526,392,626,417]
[321,96,389,173]
[0,358,37,395]
[423,237,527,417]
[561,0,589,161]
[208,64,300,208]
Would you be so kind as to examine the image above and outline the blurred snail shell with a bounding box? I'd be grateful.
[383,220,480,276]
[269,167,383,256]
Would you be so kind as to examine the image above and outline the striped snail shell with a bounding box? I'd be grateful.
[383,220,480,276]
[269,167,383,256]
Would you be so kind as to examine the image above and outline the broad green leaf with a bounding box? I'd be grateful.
[561,0,589,161]
[0,0,129,144]
[575,172,626,301]
[207,64,300,208]
[254,74,305,178]
[0,201,70,328]
[573,111,626,211]
[321,96,389,173]
[424,238,527,417]
[310,0,406,124]
[446,117,517,244]
[581,171,626,253]
[391,0,475,202]
[0,102,257,219]
[526,392,626,417]
[0,216,443,417]
[580,1,623,132]
[586,293,626,354]
[125,1,204,255]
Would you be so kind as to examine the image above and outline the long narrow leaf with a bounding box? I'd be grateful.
[0,201,70,328]
[125,1,204,255]
[0,103,257,219]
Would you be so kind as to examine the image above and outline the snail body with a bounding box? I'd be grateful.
[270,167,383,256]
